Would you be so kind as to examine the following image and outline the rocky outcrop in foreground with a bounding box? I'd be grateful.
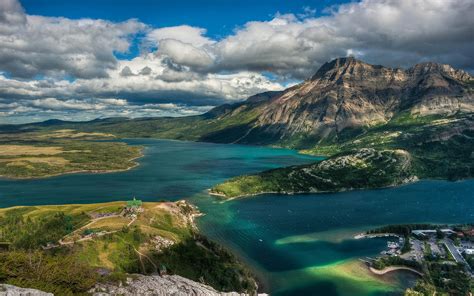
[0,284,52,296]
[91,274,267,296]
[0,275,266,296]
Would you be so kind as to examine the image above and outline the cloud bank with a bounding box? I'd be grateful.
[0,0,473,123]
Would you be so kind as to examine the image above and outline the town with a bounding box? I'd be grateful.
[357,224,474,295]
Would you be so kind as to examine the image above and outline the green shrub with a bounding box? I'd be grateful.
[0,250,98,295]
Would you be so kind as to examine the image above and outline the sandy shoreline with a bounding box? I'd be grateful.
[369,266,423,276]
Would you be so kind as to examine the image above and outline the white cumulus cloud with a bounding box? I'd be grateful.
[0,0,473,123]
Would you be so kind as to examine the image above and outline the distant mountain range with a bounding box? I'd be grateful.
[3,58,473,196]
[205,57,473,146]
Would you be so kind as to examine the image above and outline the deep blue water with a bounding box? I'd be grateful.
[1,139,473,295]
[0,139,318,207]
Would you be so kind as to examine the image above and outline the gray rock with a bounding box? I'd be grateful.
[0,284,53,296]
[91,274,267,296]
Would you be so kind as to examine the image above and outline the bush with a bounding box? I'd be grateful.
[0,250,98,295]
[151,234,256,294]
[0,210,88,250]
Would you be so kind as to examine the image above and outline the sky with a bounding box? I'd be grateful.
[0,0,473,124]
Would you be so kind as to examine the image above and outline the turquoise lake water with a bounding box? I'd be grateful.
[1,139,473,295]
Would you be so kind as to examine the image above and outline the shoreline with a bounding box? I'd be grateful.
[208,179,419,200]
[354,232,401,240]
[208,176,474,200]
[369,266,423,277]
[195,222,270,294]
[0,199,265,295]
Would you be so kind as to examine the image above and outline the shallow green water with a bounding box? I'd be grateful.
[194,180,474,295]
[1,139,472,295]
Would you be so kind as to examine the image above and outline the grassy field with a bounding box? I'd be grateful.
[0,200,257,294]
[0,129,143,179]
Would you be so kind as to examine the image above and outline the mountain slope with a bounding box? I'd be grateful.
[203,57,473,147]
[194,58,473,159]
[65,57,470,148]
[210,112,474,198]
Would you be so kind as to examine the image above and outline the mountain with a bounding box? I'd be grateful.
[200,57,473,147]
[201,58,474,198]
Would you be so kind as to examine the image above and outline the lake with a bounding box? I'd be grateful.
[1,139,473,295]
[194,180,474,295]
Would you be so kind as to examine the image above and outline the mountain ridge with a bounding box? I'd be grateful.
[220,57,473,146]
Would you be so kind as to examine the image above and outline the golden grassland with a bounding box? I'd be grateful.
[0,129,142,179]
[0,201,193,238]
[0,145,65,156]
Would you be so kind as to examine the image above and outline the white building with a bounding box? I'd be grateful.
[465,249,474,255]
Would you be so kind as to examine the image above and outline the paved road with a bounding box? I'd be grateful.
[444,239,469,267]
[411,239,424,262]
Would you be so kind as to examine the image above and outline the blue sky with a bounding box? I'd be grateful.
[21,0,345,36]
[1,0,473,123]
[20,0,347,59]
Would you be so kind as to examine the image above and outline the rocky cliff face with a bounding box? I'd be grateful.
[0,276,264,296]
[206,57,472,146]
[252,57,473,141]
[91,274,267,296]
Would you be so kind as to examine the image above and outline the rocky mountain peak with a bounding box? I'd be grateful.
[310,57,388,83]
[200,57,472,147]
[250,58,473,143]
[311,57,472,84]
[408,62,472,82]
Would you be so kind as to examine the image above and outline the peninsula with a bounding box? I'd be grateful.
[0,129,143,179]
[0,200,258,295]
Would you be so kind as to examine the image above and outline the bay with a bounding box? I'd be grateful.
[0,138,472,295]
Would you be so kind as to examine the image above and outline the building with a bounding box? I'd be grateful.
[412,229,455,237]
[159,264,167,276]
[465,249,474,255]
[127,197,142,209]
